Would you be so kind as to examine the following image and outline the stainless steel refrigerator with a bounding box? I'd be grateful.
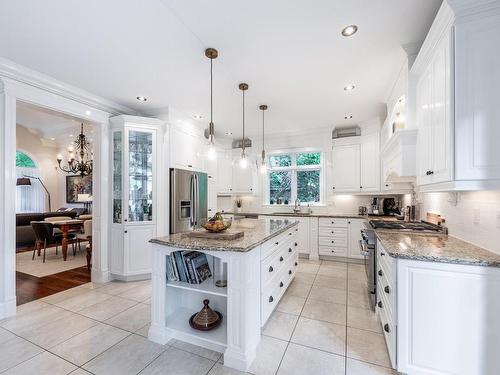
[170,168,208,234]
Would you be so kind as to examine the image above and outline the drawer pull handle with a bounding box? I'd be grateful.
[378,270,383,276]
[275,241,279,245]
[280,282,284,287]
[289,248,292,253]
[331,221,335,224]
[280,256,284,262]
[331,231,334,233]
[289,232,292,236]
[331,250,335,253]
[331,240,335,243]
[380,252,385,256]
[288,270,292,275]
[384,324,390,333]
[378,301,383,308]
[295,228,298,232]
[269,296,274,303]
[384,286,390,294]
[294,262,298,266]
[124,230,128,233]
[269,266,274,272]
[294,242,298,247]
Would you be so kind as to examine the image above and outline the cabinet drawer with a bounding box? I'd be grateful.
[318,227,348,238]
[319,237,347,247]
[377,240,395,275]
[377,293,397,369]
[261,232,287,261]
[377,266,396,318]
[319,218,348,228]
[261,282,281,325]
[318,244,347,256]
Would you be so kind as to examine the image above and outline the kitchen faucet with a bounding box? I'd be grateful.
[293,198,301,213]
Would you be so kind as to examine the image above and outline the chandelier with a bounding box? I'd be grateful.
[56,123,93,177]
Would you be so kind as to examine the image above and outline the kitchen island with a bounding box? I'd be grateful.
[148,218,299,371]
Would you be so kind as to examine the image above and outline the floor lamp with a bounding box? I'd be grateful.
[17,175,52,212]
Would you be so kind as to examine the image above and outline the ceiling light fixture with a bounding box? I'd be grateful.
[205,47,218,160]
[225,131,232,136]
[56,123,93,177]
[50,137,55,141]
[259,104,268,174]
[344,115,353,120]
[341,25,358,37]
[344,84,355,91]
[238,83,249,169]
[136,96,147,102]
[194,114,203,120]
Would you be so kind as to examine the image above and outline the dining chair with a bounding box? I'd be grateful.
[76,219,92,252]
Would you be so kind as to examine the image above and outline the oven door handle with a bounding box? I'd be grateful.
[359,240,370,256]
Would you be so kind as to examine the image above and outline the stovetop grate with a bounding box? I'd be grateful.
[369,220,443,232]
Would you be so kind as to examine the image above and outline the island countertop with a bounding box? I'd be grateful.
[375,230,500,267]
[150,218,298,252]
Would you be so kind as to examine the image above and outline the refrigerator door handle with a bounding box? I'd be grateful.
[194,174,199,226]
[189,174,195,228]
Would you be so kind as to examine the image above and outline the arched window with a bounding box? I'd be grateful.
[16,150,46,213]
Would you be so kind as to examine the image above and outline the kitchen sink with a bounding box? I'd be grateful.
[271,212,311,216]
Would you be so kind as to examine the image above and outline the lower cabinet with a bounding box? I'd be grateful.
[376,240,500,374]
[318,218,365,259]
[260,227,299,326]
[347,219,365,259]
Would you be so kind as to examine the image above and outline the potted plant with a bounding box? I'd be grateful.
[235,199,242,213]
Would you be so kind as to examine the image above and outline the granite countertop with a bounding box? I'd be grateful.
[150,218,298,252]
[221,211,375,219]
[375,230,500,267]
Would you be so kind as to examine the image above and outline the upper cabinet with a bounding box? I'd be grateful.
[170,127,205,171]
[331,129,380,193]
[412,1,500,191]
[216,148,256,195]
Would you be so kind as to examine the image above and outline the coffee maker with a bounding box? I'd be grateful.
[369,197,401,216]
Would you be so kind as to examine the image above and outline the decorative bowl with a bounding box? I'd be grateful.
[201,219,232,233]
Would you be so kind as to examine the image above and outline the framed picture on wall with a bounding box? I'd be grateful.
[66,175,92,203]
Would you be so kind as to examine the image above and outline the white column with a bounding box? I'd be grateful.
[0,79,17,318]
[91,120,111,283]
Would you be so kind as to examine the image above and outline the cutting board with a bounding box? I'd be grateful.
[182,229,244,240]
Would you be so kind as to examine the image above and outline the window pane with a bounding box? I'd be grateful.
[269,154,291,167]
[297,170,320,203]
[296,152,320,166]
[269,171,291,204]
[16,151,36,168]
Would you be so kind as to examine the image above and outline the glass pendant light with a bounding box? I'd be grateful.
[259,104,268,174]
[205,48,218,160]
[238,83,249,169]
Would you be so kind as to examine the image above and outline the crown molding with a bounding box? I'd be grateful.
[0,57,138,116]
[447,0,500,18]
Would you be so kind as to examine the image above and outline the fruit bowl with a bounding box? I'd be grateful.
[201,217,232,233]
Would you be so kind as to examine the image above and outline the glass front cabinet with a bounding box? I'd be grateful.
[110,115,164,279]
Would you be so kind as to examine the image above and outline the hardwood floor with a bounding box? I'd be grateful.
[16,266,91,306]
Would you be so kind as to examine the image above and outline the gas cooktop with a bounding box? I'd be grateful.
[369,220,444,233]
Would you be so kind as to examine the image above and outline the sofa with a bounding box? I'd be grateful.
[16,211,78,247]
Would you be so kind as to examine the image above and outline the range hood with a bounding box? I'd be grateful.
[381,129,417,183]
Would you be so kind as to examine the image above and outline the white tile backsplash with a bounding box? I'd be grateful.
[417,190,500,254]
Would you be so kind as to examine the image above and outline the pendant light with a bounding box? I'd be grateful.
[205,48,218,160]
[259,105,268,174]
[238,83,249,168]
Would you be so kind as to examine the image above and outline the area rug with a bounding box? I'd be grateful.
[16,247,87,277]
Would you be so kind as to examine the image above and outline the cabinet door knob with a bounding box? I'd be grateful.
[280,282,284,287]
[385,184,389,187]
[269,296,274,303]
[124,230,128,233]
[331,250,335,253]
[288,270,292,275]
[378,301,383,308]
[280,256,284,262]
[378,270,383,276]
[289,248,292,253]
[380,252,385,256]
[124,219,128,222]
[289,232,292,236]
[188,164,193,168]
[295,228,298,232]
[332,186,336,189]
[331,240,335,243]
[384,324,390,333]
[269,266,274,272]
[384,286,390,294]
[331,230,334,233]
[360,186,363,189]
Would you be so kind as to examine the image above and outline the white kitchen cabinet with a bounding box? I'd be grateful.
[110,116,163,280]
[331,142,360,193]
[207,176,217,216]
[170,127,204,171]
[216,149,255,195]
[360,132,380,192]
[259,215,311,258]
[318,218,348,256]
[412,1,500,191]
[347,219,365,259]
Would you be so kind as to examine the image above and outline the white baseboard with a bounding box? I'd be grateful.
[0,297,16,320]
[110,273,151,282]
[91,269,111,284]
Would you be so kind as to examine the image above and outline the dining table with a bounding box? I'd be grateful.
[52,219,84,261]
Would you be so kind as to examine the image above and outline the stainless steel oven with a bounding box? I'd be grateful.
[360,223,377,310]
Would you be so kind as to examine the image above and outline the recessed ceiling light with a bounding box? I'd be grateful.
[225,131,232,135]
[341,25,358,37]
[50,137,55,141]
[136,96,147,102]
[344,84,355,91]
[344,115,353,120]
[69,134,74,137]
[85,110,92,116]
[193,115,203,120]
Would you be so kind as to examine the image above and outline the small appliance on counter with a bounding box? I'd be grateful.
[368,197,401,216]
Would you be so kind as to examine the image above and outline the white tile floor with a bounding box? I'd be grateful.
[0,259,398,375]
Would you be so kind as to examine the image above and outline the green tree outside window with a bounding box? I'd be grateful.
[16,151,36,168]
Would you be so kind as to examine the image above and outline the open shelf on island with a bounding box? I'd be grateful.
[166,278,227,297]
[166,307,227,349]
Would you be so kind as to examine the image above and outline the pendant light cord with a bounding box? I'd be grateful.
[262,109,265,151]
[210,57,213,125]
[242,89,245,154]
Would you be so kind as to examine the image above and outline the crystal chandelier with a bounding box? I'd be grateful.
[56,123,93,177]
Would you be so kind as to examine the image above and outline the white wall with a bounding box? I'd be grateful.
[16,124,60,211]
[416,191,500,254]
[218,119,383,214]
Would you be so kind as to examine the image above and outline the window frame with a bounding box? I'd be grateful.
[265,148,324,205]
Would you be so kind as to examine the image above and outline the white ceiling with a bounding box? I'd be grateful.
[16,102,94,147]
[0,0,441,136]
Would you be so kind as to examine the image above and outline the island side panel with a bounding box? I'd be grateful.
[224,247,261,371]
[149,244,169,344]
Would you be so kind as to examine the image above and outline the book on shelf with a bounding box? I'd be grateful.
[166,251,213,285]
